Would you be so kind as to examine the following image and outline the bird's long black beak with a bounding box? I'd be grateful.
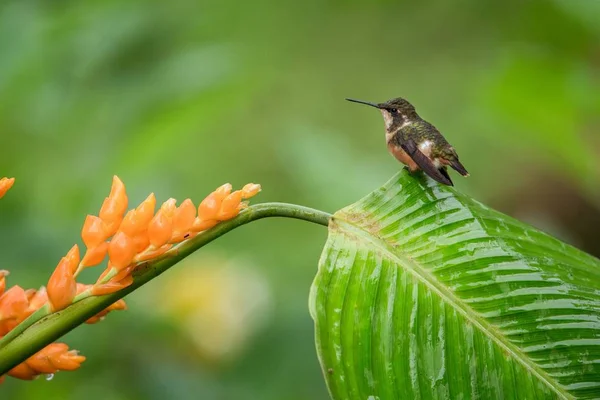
[345,98,381,109]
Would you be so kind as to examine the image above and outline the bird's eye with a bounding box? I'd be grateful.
[390,108,398,113]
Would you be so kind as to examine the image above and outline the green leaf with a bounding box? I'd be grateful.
[310,171,600,400]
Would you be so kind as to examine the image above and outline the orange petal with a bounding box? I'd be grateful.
[148,211,172,248]
[217,191,243,220]
[110,264,135,283]
[36,343,85,372]
[172,199,196,235]
[133,232,150,253]
[108,232,136,270]
[47,257,77,312]
[65,245,80,274]
[0,177,15,200]
[26,352,57,374]
[8,362,37,380]
[85,316,102,324]
[84,298,127,324]
[241,183,261,199]
[134,244,171,262]
[106,299,127,311]
[119,210,140,237]
[0,285,29,321]
[76,283,93,295]
[91,275,133,296]
[214,183,233,198]
[27,287,48,311]
[102,218,121,237]
[80,242,108,267]
[191,218,218,232]
[97,264,116,283]
[99,176,128,223]
[99,197,124,224]
[135,193,156,227]
[81,215,107,248]
[198,184,231,220]
[109,176,125,198]
[0,270,8,297]
[51,352,86,371]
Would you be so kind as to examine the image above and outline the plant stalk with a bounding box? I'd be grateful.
[0,202,330,375]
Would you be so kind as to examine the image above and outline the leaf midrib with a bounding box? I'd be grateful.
[333,215,573,400]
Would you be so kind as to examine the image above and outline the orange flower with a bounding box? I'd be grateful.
[148,199,176,248]
[0,286,29,333]
[74,283,128,323]
[217,191,243,220]
[8,342,87,380]
[99,176,128,235]
[64,245,80,274]
[0,177,15,200]
[198,183,231,221]
[81,215,107,248]
[47,245,80,312]
[171,199,196,242]
[80,242,108,268]
[0,178,264,384]
[0,270,8,296]
[26,287,48,311]
[241,183,261,199]
[135,193,156,228]
[86,299,127,324]
[7,362,37,380]
[108,232,136,270]
[191,218,218,232]
[134,244,171,262]
[133,232,150,253]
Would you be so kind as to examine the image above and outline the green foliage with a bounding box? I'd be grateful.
[1,0,599,398]
[311,171,600,399]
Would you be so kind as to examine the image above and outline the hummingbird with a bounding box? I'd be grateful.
[346,97,469,186]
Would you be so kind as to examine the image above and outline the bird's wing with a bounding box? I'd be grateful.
[401,139,454,186]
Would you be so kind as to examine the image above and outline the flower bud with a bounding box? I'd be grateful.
[172,199,196,236]
[81,215,107,248]
[198,183,231,220]
[191,218,218,232]
[148,211,172,248]
[80,242,108,268]
[136,193,156,227]
[108,232,136,270]
[0,177,15,200]
[241,183,261,199]
[217,191,243,220]
[99,176,128,223]
[0,270,8,297]
[64,245,80,274]
[47,256,77,312]
[7,362,36,380]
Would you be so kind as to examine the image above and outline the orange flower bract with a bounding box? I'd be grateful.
[0,176,262,383]
[0,177,15,200]
[47,246,79,312]
[81,215,107,248]
[108,232,136,270]
[81,242,108,268]
[148,210,173,248]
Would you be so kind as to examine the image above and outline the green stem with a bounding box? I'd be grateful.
[0,202,330,375]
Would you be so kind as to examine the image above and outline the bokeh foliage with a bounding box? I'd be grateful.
[0,0,599,398]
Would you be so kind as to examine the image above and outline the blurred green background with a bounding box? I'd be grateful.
[1,0,599,398]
